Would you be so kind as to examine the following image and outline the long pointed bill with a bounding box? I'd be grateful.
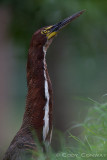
[47,10,85,39]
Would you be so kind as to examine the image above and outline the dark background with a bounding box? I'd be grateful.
[0,0,107,158]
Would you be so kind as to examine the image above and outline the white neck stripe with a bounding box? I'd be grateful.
[43,46,50,142]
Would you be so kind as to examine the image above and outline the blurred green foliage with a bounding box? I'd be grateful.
[54,102,107,160]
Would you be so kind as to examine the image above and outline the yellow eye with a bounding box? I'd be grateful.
[43,30,47,34]
[41,29,47,34]
[41,29,50,35]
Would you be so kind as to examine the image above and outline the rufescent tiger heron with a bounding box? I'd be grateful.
[3,10,85,160]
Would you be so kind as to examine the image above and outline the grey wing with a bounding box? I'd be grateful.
[3,142,37,160]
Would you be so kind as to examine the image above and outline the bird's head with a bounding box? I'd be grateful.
[32,10,85,51]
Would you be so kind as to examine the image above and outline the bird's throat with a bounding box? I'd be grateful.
[22,43,53,145]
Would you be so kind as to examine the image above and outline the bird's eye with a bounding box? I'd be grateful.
[41,29,50,35]
[41,30,47,34]
[44,30,47,34]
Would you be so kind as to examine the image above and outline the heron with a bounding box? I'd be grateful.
[3,10,85,160]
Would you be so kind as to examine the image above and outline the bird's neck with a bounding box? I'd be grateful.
[22,43,53,144]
